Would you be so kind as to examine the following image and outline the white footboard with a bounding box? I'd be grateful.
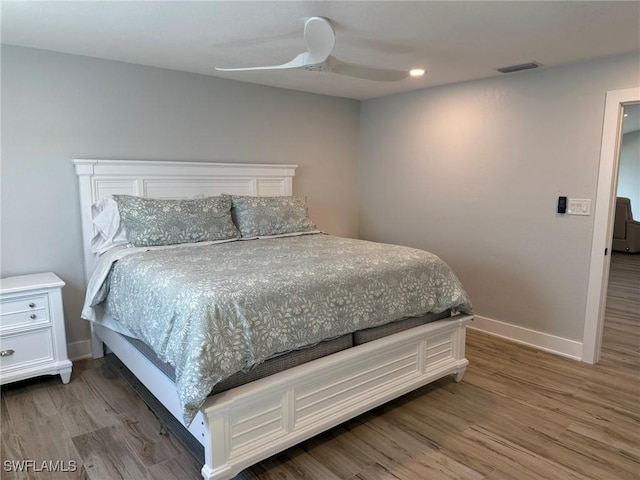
[200,314,471,480]
[94,314,470,480]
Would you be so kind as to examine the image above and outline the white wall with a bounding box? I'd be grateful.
[618,130,640,215]
[1,46,360,356]
[359,53,639,353]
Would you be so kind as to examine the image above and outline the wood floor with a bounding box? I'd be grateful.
[1,253,638,479]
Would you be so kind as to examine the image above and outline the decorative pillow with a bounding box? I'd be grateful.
[227,195,317,238]
[113,195,239,247]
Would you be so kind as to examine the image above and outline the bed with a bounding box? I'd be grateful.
[74,159,473,480]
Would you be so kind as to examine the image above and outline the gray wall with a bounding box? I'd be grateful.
[3,43,638,356]
[618,130,640,214]
[359,53,639,343]
[1,45,360,350]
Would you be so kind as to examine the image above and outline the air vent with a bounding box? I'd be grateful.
[497,62,542,74]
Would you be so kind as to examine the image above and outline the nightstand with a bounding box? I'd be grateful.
[0,272,72,384]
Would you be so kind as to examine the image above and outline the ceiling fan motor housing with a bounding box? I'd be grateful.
[304,64,329,71]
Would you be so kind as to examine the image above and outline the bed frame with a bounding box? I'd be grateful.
[74,159,472,480]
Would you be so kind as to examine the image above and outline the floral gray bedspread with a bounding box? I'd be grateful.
[91,234,472,425]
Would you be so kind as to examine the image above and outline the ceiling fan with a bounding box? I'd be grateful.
[215,17,420,82]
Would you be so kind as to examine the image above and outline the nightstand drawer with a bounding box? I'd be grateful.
[0,294,48,315]
[0,329,54,371]
[0,309,49,332]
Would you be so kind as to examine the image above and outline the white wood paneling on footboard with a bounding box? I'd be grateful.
[294,343,422,430]
[200,314,471,480]
[427,331,455,366]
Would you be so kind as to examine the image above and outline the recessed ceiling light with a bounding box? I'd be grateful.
[624,113,629,117]
[409,69,425,77]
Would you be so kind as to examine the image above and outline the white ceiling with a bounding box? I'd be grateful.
[2,1,639,100]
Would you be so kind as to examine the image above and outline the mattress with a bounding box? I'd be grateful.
[121,310,451,394]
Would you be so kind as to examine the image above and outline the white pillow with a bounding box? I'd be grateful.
[90,197,129,255]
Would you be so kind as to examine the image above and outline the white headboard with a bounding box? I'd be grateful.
[73,159,298,283]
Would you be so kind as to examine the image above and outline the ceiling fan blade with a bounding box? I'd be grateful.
[214,17,407,82]
[215,17,335,73]
[215,52,309,72]
[329,57,410,82]
[303,17,335,64]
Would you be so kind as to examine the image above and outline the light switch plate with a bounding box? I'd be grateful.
[567,198,591,215]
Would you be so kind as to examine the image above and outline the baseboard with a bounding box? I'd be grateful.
[469,315,583,361]
[68,317,583,362]
[67,340,93,361]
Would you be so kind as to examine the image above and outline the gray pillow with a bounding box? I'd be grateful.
[227,195,317,238]
[113,195,239,247]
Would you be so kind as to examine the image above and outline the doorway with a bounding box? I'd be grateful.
[583,87,640,364]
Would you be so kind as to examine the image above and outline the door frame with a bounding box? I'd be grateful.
[582,87,640,364]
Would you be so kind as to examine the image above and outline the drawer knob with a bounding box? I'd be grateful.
[0,349,15,357]
[30,314,37,319]
[29,302,36,308]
